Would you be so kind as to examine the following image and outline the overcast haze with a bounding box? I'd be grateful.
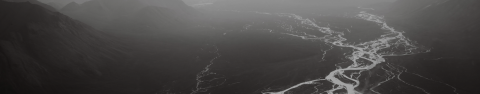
[37,0,397,8]
[183,0,396,6]
[182,0,397,13]
[3,0,480,94]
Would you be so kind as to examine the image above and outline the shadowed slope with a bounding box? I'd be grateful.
[0,1,129,94]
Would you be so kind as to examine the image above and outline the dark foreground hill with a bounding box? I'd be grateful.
[0,1,225,94]
[0,1,131,94]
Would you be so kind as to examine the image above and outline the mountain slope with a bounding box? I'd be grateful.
[388,0,480,93]
[60,1,80,11]
[0,1,128,93]
[138,0,193,12]
[38,0,77,10]
[60,0,197,31]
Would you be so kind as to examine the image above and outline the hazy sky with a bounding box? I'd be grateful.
[35,0,397,10]
[36,0,396,7]
[37,0,90,3]
[182,0,396,5]
[36,0,397,4]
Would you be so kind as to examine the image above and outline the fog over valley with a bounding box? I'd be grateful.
[1,0,478,94]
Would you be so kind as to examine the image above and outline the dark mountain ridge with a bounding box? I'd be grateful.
[38,0,77,10]
[60,1,80,11]
[1,1,223,94]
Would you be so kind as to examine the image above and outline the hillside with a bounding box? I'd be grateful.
[388,0,480,93]
[0,1,130,94]
[0,1,224,93]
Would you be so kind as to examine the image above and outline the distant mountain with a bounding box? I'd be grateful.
[60,0,197,31]
[0,1,127,93]
[15,0,59,11]
[38,0,77,10]
[59,1,80,11]
[138,0,193,12]
[46,1,62,9]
